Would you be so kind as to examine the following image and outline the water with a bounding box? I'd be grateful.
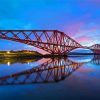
[0,55,100,100]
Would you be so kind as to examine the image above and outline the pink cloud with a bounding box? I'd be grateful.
[65,22,84,36]
[75,36,91,44]
[64,14,91,36]
[64,20,100,46]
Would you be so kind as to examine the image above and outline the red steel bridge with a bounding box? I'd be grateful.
[0,30,99,54]
[88,44,100,54]
[0,30,82,54]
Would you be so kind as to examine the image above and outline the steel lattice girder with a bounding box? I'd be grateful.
[0,30,82,54]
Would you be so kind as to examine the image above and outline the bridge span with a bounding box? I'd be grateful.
[0,30,100,54]
[0,30,82,54]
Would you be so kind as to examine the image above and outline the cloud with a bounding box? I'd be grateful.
[74,29,100,46]
[76,36,91,42]
[75,36,92,46]
[65,22,84,36]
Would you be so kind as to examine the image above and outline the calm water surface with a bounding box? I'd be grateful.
[0,55,100,100]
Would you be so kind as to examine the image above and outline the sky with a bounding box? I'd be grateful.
[0,0,100,53]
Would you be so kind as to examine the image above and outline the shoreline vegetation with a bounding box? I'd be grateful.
[0,50,69,59]
[0,50,43,64]
[0,50,43,59]
[0,50,98,59]
[0,50,67,64]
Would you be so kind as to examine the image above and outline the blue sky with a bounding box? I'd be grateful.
[0,0,100,53]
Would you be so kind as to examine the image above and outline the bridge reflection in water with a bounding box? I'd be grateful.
[91,55,100,65]
[0,55,99,85]
[0,58,84,85]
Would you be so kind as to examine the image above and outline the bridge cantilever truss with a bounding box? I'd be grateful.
[89,44,100,54]
[0,30,82,54]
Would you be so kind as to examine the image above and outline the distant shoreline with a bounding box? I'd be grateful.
[0,50,99,59]
[0,50,43,59]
